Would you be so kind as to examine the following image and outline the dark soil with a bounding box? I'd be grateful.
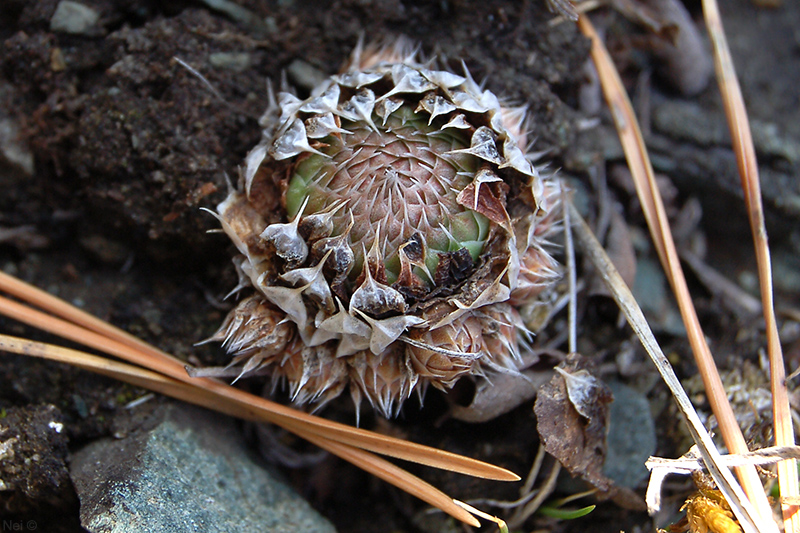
[1,0,798,532]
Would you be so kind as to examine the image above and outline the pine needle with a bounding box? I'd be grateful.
[0,270,174,364]
[0,278,517,482]
[0,270,520,527]
[576,14,777,531]
[0,333,480,526]
[700,0,799,529]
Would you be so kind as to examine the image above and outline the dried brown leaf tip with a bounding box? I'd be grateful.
[206,39,562,418]
[534,353,615,491]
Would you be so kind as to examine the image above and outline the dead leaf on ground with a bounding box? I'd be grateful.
[534,352,614,491]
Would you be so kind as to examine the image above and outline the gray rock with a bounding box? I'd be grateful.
[287,60,329,93]
[0,118,34,176]
[603,382,656,489]
[0,81,34,177]
[653,101,729,148]
[632,255,685,336]
[50,1,100,36]
[70,403,336,533]
[198,0,270,35]
[654,100,800,164]
[209,52,252,73]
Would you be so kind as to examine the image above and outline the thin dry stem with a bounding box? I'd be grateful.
[508,459,561,527]
[700,0,799,528]
[562,186,578,354]
[519,442,548,496]
[576,14,776,528]
[647,446,800,473]
[568,200,767,533]
[453,500,508,531]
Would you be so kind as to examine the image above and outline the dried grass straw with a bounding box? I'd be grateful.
[577,12,783,532]
[700,0,799,529]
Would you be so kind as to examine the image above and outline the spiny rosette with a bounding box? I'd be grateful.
[205,41,563,418]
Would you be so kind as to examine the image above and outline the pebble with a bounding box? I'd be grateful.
[287,59,328,93]
[632,255,685,336]
[603,381,656,489]
[0,80,34,177]
[0,118,34,176]
[78,234,131,265]
[198,0,269,35]
[209,52,252,72]
[50,1,100,36]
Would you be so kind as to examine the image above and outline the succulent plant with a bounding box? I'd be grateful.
[205,40,562,418]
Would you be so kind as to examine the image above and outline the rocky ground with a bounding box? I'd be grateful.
[0,0,798,532]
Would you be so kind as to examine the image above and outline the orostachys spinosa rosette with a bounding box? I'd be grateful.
[202,39,563,418]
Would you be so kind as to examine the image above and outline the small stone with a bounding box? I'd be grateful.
[78,234,131,264]
[50,1,100,36]
[70,403,335,533]
[632,256,685,336]
[287,59,328,93]
[208,52,252,72]
[0,116,34,176]
[50,47,67,72]
[198,0,268,34]
[603,381,656,489]
[653,101,729,147]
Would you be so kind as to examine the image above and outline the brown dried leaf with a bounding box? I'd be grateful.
[456,181,512,232]
[534,352,614,491]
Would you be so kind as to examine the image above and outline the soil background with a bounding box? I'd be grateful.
[1,0,799,532]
